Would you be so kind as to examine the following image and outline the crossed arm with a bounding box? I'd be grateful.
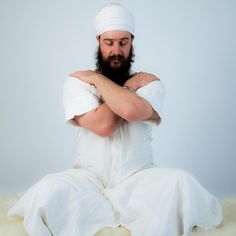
[70,71,159,137]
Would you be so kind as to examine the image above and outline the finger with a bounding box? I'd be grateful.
[152,74,160,81]
[69,72,80,78]
[148,73,160,81]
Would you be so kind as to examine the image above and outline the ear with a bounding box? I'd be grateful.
[131,34,134,41]
[96,36,100,42]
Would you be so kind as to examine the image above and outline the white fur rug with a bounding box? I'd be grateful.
[0,193,236,236]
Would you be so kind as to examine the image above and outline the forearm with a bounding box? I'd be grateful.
[94,75,155,121]
[74,102,122,137]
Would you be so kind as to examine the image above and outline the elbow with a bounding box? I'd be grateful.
[73,116,116,137]
[94,124,117,137]
[95,128,114,137]
[121,105,140,122]
[120,103,154,122]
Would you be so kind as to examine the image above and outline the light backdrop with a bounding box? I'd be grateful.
[0,0,235,197]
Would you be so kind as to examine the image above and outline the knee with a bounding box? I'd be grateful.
[36,173,69,200]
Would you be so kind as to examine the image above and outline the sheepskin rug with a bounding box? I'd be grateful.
[0,193,236,236]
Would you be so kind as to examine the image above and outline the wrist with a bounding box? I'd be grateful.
[123,85,136,93]
[124,80,138,91]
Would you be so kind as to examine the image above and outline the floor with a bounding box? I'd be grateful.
[1,193,236,236]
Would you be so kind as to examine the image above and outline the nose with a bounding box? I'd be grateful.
[112,43,122,55]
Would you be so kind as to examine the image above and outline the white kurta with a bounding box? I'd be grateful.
[8,77,223,236]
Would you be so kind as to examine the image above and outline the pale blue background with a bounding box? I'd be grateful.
[1,0,235,198]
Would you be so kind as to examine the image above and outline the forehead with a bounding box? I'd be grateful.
[100,30,132,40]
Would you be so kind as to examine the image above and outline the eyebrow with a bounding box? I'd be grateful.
[103,37,130,41]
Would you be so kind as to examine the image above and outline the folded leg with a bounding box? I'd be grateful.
[105,168,223,236]
[8,169,118,236]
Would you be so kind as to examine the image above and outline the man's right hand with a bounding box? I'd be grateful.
[124,72,160,91]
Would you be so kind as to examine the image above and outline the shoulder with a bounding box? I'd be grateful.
[63,76,100,100]
[64,76,88,87]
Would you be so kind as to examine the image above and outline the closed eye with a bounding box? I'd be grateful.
[104,39,113,46]
[119,39,129,46]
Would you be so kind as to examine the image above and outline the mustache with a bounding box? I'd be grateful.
[108,55,125,61]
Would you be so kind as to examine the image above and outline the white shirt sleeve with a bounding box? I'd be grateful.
[63,76,100,124]
[136,80,165,125]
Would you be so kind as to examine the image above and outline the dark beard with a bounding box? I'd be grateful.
[95,46,135,86]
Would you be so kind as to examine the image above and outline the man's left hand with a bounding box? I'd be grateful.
[124,72,160,91]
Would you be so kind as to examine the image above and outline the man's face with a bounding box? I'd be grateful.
[98,30,133,69]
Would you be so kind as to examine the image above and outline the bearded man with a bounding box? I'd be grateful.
[8,3,223,236]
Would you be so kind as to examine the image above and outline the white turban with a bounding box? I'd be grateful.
[95,3,135,36]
